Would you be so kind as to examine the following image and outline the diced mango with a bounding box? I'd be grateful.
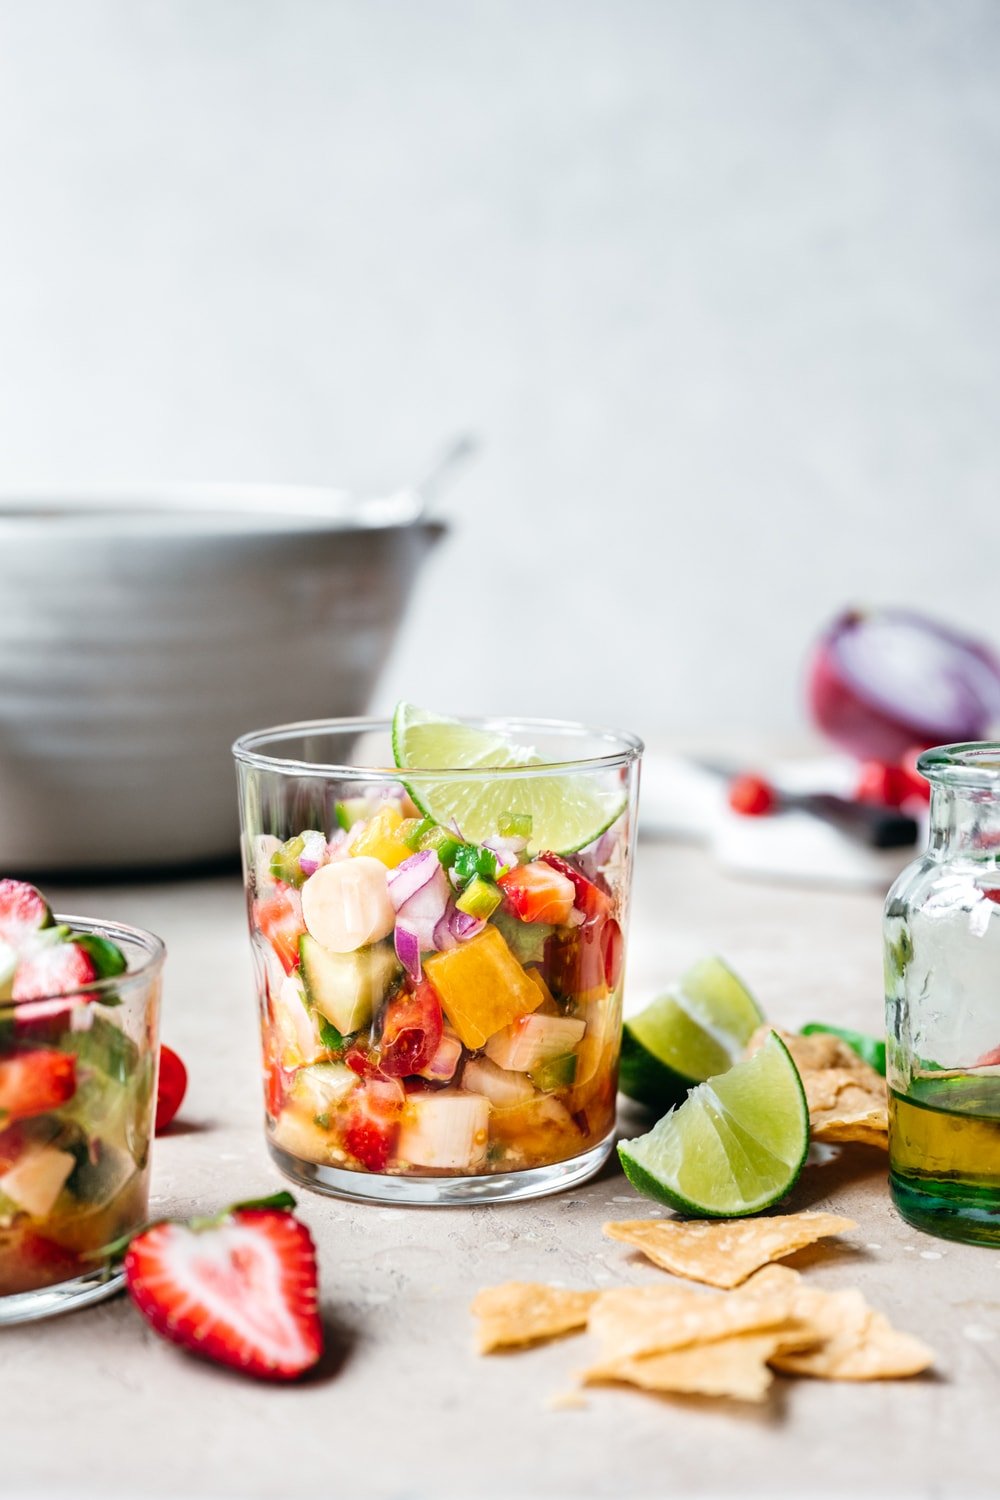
[348,805,413,869]
[423,925,543,1050]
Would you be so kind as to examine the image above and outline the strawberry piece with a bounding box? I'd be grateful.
[855,761,914,808]
[155,1045,188,1134]
[378,983,444,1078]
[124,1207,322,1381]
[254,887,305,976]
[537,853,612,920]
[497,862,576,926]
[0,1049,76,1122]
[342,1077,404,1170]
[11,942,98,1002]
[727,774,777,816]
[0,879,52,948]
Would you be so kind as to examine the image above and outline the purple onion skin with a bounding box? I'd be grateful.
[394,921,422,983]
[387,850,440,912]
[808,608,1000,762]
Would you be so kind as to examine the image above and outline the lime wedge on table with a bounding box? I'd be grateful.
[619,958,764,1110]
[618,1032,809,1217]
[391,702,625,854]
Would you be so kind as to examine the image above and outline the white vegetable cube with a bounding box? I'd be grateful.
[272,976,328,1067]
[463,1056,537,1108]
[484,1013,586,1072]
[0,1144,75,1219]
[397,1091,491,1171]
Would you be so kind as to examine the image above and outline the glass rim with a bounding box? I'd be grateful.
[232,715,644,781]
[918,741,1000,788]
[0,914,166,1014]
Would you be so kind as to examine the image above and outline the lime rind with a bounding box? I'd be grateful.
[619,958,764,1110]
[391,702,625,855]
[617,1032,809,1217]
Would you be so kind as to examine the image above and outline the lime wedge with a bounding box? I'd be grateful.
[617,1032,808,1216]
[619,958,764,1110]
[391,702,625,854]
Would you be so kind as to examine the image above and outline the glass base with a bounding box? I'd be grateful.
[890,1172,1000,1247]
[268,1130,616,1206]
[0,1265,125,1325]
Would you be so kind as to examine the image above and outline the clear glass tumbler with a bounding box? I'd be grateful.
[0,916,164,1323]
[233,716,642,1205]
[886,743,1000,1244]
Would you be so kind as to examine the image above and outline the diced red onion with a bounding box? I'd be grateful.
[418,1030,463,1082]
[387,850,441,912]
[483,836,526,874]
[575,822,623,881]
[808,609,1000,762]
[449,908,485,942]
[394,921,422,983]
[432,911,459,952]
[299,829,328,878]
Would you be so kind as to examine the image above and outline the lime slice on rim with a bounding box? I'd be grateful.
[618,1032,809,1217]
[391,702,626,854]
[619,958,765,1110]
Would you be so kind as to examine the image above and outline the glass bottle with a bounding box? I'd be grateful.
[885,743,1000,1244]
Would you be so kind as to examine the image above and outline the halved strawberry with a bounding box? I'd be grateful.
[154,1045,188,1134]
[124,1202,322,1381]
[0,1049,76,1122]
[0,879,53,948]
[11,942,98,1002]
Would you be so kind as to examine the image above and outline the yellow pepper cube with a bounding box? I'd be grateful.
[424,925,544,1050]
[348,804,412,869]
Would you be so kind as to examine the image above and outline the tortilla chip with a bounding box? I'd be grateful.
[472,1282,599,1353]
[747,1027,888,1146]
[602,1210,856,1289]
[745,1266,934,1380]
[586,1278,799,1362]
[583,1331,785,1403]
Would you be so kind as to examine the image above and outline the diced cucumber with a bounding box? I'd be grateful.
[455,877,502,921]
[528,1052,578,1092]
[299,935,401,1035]
[463,1055,537,1108]
[396,1090,491,1171]
[484,1013,587,1072]
[491,910,553,967]
[334,797,372,831]
[270,830,327,889]
[290,1062,358,1118]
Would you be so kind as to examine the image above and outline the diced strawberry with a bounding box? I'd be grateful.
[124,1207,323,1381]
[342,1077,404,1171]
[497,862,576,926]
[0,880,52,948]
[155,1045,188,1134]
[0,1049,76,1122]
[537,854,612,921]
[378,983,444,1078]
[11,942,98,1002]
[601,916,624,989]
[253,886,305,976]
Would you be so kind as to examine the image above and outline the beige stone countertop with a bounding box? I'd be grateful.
[5,837,998,1500]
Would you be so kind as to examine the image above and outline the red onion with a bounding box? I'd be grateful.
[483,836,525,873]
[418,1030,463,1082]
[449,908,485,942]
[808,609,1000,762]
[387,851,440,911]
[432,911,459,952]
[298,829,328,879]
[394,921,422,983]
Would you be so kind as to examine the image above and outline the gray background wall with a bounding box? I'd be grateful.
[2,0,998,737]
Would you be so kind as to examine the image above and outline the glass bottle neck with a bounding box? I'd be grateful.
[929,783,1000,861]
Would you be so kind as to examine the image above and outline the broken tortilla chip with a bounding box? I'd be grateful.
[583,1324,819,1404]
[602,1210,856,1289]
[745,1266,934,1380]
[471,1282,599,1353]
[586,1278,799,1362]
[747,1027,888,1147]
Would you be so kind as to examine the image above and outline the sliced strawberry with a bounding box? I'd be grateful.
[155,1045,188,1134]
[342,1077,404,1171]
[0,1049,76,1122]
[254,887,305,976]
[124,1206,322,1381]
[537,853,612,921]
[497,862,576,926]
[0,879,53,948]
[11,942,98,1002]
[378,983,444,1078]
